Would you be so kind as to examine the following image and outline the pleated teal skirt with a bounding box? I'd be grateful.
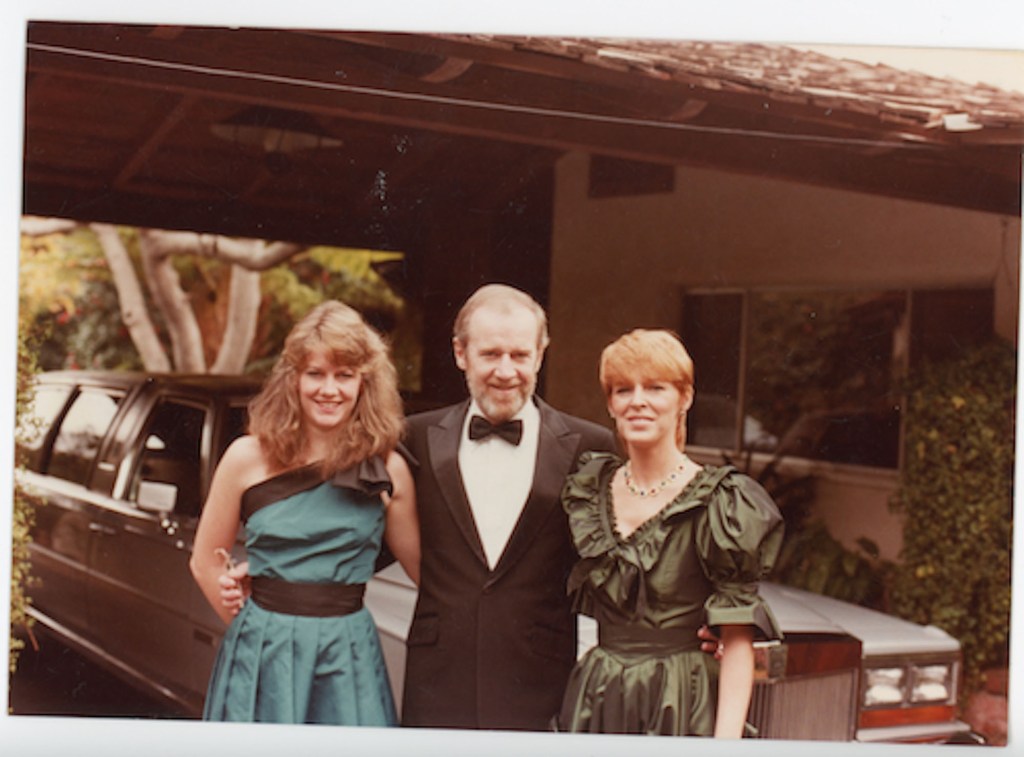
[204,602,396,724]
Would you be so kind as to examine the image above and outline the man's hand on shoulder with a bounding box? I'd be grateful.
[698,624,724,660]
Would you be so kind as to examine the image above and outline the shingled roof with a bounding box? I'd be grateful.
[438,34,1024,142]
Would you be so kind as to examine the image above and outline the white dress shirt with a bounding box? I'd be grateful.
[459,398,540,568]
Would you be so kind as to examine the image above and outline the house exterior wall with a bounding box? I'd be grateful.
[544,150,1021,560]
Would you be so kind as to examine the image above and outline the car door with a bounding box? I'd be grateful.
[184,395,251,702]
[86,391,212,711]
[24,382,128,639]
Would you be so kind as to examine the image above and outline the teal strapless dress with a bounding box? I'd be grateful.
[203,458,397,726]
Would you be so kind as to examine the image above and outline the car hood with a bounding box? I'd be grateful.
[369,566,960,660]
[760,582,960,657]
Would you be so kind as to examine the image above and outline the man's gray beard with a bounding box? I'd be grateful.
[470,387,532,424]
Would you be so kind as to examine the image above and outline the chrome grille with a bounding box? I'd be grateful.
[749,670,859,741]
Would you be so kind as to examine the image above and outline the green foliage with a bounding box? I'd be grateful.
[20,227,143,371]
[771,521,892,608]
[889,340,1015,691]
[18,225,422,389]
[11,313,41,673]
[254,247,422,390]
[726,450,893,608]
[746,291,902,439]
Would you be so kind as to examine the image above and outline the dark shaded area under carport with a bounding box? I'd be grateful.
[9,632,185,719]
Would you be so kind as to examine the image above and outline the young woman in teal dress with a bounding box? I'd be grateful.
[556,329,783,738]
[190,300,419,725]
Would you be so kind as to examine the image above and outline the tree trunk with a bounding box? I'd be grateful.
[90,224,171,372]
[25,219,311,375]
[210,265,261,374]
[139,229,207,372]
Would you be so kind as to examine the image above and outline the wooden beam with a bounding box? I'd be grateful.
[114,94,197,189]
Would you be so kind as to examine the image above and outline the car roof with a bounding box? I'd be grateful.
[762,582,960,657]
[37,370,262,393]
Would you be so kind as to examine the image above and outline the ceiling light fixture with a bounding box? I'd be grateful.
[211,105,344,155]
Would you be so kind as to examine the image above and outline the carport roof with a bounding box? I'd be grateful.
[23,23,1024,247]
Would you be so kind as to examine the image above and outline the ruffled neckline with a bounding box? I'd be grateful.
[565,452,736,562]
[605,460,710,544]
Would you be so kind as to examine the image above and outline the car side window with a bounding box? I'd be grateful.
[18,385,72,468]
[130,398,208,519]
[47,388,124,485]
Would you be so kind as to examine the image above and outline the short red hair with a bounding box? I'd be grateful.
[600,329,695,450]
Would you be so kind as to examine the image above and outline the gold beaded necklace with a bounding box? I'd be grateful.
[622,458,688,497]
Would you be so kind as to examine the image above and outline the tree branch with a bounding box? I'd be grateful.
[24,218,308,375]
[89,224,171,372]
[138,229,207,372]
[21,216,81,236]
[210,266,261,374]
[141,230,306,270]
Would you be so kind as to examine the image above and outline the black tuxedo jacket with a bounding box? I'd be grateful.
[401,397,616,730]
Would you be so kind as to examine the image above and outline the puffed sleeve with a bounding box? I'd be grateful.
[696,470,784,640]
[562,451,621,617]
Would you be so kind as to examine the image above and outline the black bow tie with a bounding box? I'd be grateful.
[468,415,523,446]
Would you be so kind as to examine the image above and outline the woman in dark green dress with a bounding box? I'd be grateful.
[556,329,783,738]
[190,301,419,725]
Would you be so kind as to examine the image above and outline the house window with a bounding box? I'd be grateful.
[682,288,994,469]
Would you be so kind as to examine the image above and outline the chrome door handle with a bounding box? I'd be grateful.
[88,522,117,536]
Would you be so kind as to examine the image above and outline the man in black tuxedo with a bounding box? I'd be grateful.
[399,284,615,730]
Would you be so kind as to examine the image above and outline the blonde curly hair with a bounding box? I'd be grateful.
[248,300,403,474]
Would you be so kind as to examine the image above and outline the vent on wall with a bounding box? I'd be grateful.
[588,154,675,198]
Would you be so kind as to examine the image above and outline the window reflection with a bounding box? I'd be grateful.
[19,385,71,453]
[683,288,995,469]
[130,399,206,518]
[48,389,123,484]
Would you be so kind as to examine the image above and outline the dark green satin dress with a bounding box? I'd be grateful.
[556,452,784,736]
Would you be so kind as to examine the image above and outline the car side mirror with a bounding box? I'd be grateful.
[137,479,177,514]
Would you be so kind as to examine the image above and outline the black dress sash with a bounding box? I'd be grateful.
[240,456,393,523]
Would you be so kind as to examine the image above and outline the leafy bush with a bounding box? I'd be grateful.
[725,450,892,608]
[10,316,41,673]
[771,522,892,609]
[889,340,1015,690]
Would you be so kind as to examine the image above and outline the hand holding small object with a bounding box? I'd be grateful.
[215,551,250,616]
[214,547,236,571]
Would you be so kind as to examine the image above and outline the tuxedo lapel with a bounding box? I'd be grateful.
[426,401,488,566]
[490,399,579,580]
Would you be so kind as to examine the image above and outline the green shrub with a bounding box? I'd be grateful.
[889,340,1015,691]
[726,450,893,609]
[10,316,40,673]
[771,522,892,609]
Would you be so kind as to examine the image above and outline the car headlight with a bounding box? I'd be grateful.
[863,666,905,707]
[863,660,958,709]
[909,663,955,704]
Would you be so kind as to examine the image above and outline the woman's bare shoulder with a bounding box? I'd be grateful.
[384,448,411,476]
[218,435,272,484]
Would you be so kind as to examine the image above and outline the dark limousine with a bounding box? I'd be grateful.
[16,371,978,742]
